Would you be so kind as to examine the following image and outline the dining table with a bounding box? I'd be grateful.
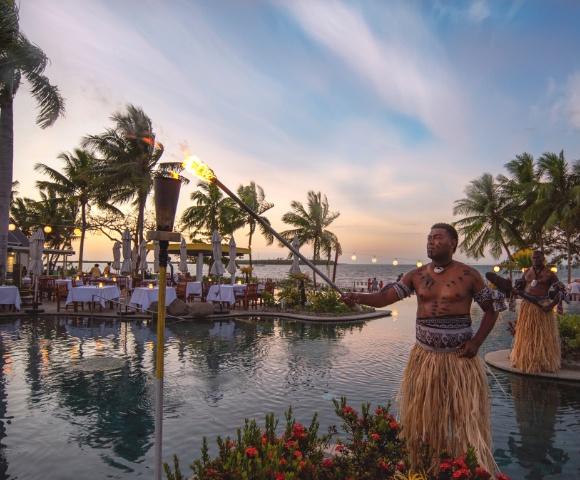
[0,286,21,311]
[65,285,121,311]
[185,281,202,297]
[130,286,177,312]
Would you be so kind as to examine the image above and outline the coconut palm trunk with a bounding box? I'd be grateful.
[566,226,572,284]
[0,78,14,281]
[78,202,87,271]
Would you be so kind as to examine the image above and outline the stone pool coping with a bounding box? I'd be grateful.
[485,349,580,382]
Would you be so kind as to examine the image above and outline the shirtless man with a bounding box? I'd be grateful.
[342,223,505,473]
[510,251,562,373]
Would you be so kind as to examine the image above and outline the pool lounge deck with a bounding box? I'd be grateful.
[485,349,580,382]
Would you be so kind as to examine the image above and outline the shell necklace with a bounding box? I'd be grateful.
[433,260,453,274]
[531,265,544,287]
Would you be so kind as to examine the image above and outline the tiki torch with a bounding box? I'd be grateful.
[146,176,182,480]
[181,152,362,312]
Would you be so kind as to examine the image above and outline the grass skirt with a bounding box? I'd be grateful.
[397,343,494,474]
[510,299,561,374]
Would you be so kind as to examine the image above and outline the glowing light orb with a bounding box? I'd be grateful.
[551,267,557,273]
[493,266,500,272]
[393,259,398,266]
[416,261,422,268]
[351,254,356,261]
[372,256,377,263]
[8,224,15,231]
[74,228,81,235]
[44,226,52,233]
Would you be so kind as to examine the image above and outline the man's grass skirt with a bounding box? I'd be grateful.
[510,299,561,374]
[397,343,495,474]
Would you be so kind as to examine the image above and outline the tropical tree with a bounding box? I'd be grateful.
[237,182,274,267]
[524,151,580,283]
[453,173,524,277]
[34,148,116,271]
[83,104,186,269]
[0,1,66,280]
[280,191,340,287]
[181,181,241,240]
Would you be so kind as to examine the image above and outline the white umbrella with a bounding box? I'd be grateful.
[178,237,188,273]
[112,241,121,271]
[153,241,160,274]
[131,242,138,272]
[139,242,148,272]
[226,236,237,285]
[29,228,45,308]
[120,228,133,275]
[289,235,301,274]
[209,230,226,277]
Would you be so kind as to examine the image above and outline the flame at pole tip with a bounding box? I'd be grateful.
[169,171,179,179]
[180,148,216,182]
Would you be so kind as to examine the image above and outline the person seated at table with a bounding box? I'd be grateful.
[90,264,102,278]
[103,262,111,276]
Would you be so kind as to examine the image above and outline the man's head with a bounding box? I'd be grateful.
[532,250,545,267]
[107,262,111,266]
[428,223,458,260]
[95,264,99,267]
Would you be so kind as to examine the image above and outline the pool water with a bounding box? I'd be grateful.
[0,300,579,479]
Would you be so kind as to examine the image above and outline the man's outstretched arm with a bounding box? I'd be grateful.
[341,273,413,308]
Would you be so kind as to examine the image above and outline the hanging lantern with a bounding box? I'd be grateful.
[44,226,52,233]
[392,259,398,266]
[372,256,377,263]
[351,254,356,261]
[493,266,500,273]
[416,261,422,268]
[8,224,16,231]
[551,267,558,273]
[74,228,81,235]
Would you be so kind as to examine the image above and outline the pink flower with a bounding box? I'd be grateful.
[370,434,380,440]
[389,421,399,429]
[335,445,344,451]
[452,469,471,480]
[386,414,394,420]
[475,468,491,479]
[323,459,333,468]
[275,473,285,480]
[496,475,510,480]
[245,447,258,457]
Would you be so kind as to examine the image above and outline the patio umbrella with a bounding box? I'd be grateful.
[178,237,188,273]
[29,228,45,308]
[131,242,138,272]
[120,228,133,275]
[112,241,121,271]
[209,230,226,277]
[139,242,148,274]
[153,241,160,274]
[289,235,301,274]
[226,236,237,285]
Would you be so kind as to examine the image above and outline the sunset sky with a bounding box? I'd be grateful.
[13,0,580,265]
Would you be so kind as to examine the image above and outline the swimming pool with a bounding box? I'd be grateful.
[0,300,578,479]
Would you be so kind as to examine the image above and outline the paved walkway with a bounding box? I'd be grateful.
[485,349,580,382]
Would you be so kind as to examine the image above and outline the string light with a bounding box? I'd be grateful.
[8,224,15,231]
[493,266,500,272]
[351,253,356,261]
[521,268,525,273]
[416,261,423,268]
[74,228,81,235]
[44,226,52,233]
[551,267,558,273]
[393,259,398,266]
[372,256,377,263]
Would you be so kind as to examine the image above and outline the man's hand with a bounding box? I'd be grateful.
[457,339,481,359]
[341,293,360,308]
[542,304,554,313]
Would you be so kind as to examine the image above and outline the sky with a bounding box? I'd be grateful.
[13,0,580,265]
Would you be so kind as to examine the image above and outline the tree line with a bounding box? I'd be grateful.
[453,151,580,283]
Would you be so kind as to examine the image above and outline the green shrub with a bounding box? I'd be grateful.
[307,288,354,314]
[277,287,303,309]
[262,291,277,308]
[557,313,580,357]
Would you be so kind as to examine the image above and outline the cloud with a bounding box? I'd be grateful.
[434,0,491,23]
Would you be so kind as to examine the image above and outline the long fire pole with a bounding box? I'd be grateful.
[212,179,362,312]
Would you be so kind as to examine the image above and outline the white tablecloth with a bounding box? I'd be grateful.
[56,279,73,290]
[233,284,265,294]
[66,285,121,308]
[207,285,237,305]
[130,287,177,311]
[186,282,202,297]
[0,286,21,310]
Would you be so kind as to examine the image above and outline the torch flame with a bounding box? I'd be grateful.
[181,149,216,182]
[169,171,179,179]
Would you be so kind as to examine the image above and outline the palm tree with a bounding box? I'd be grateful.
[83,104,186,265]
[453,173,524,278]
[280,191,340,287]
[181,181,241,240]
[34,148,116,271]
[237,182,274,267]
[525,151,580,283]
[0,1,65,280]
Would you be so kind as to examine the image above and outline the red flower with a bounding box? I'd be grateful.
[229,442,235,447]
[269,451,273,459]
[389,421,399,429]
[207,469,217,476]
[453,460,468,470]
[292,423,304,433]
[440,463,452,472]
[397,463,405,471]
[343,406,353,414]
[359,418,365,424]
[375,408,383,415]
[496,475,510,480]
[275,473,285,480]
[245,447,258,457]
[323,459,333,468]
[475,468,491,479]
[386,414,394,420]
[370,434,380,440]
[281,459,287,465]
[510,331,515,335]
[284,441,296,448]
[262,437,267,445]
[378,461,388,470]
[441,458,452,466]
[294,451,302,458]
[299,461,306,469]
[335,445,344,451]
[452,468,471,480]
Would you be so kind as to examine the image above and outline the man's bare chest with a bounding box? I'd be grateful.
[414,271,473,303]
